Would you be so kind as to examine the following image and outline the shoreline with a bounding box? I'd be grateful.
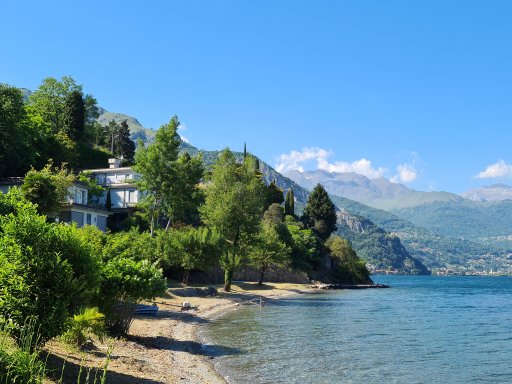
[44,282,317,383]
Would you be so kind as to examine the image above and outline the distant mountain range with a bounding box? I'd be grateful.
[284,170,462,210]
[461,184,512,202]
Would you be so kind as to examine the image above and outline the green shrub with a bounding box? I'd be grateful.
[100,256,166,336]
[0,189,101,344]
[62,307,105,347]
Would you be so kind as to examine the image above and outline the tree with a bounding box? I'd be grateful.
[21,163,75,218]
[114,120,136,164]
[62,90,85,140]
[134,116,203,234]
[171,226,222,285]
[0,84,34,177]
[200,149,265,291]
[284,188,295,217]
[28,76,82,134]
[105,119,120,154]
[302,184,337,240]
[326,235,371,284]
[265,180,284,210]
[250,215,291,285]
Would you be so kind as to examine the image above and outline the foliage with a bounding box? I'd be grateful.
[0,84,35,177]
[78,172,106,204]
[263,203,284,225]
[284,188,295,217]
[62,307,105,347]
[169,226,222,284]
[99,256,166,335]
[0,319,46,384]
[28,76,82,134]
[302,183,337,240]
[135,116,204,233]
[326,235,371,284]
[264,180,284,210]
[21,162,75,218]
[0,189,102,343]
[250,222,291,285]
[62,90,85,141]
[0,190,75,343]
[284,215,322,272]
[200,149,265,291]
[114,120,136,164]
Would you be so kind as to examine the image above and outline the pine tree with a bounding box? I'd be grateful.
[62,90,85,140]
[284,188,295,217]
[302,184,337,240]
[115,120,135,164]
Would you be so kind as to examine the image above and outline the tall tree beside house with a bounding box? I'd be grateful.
[62,90,86,141]
[284,188,295,217]
[28,76,82,134]
[135,116,203,234]
[200,149,265,291]
[21,163,75,219]
[0,84,35,177]
[105,119,120,154]
[114,120,136,164]
[302,183,337,240]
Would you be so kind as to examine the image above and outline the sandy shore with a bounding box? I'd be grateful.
[44,282,315,384]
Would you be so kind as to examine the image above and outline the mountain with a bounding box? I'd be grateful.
[97,108,156,144]
[461,184,512,202]
[179,144,427,274]
[336,209,429,274]
[284,170,462,210]
[286,169,512,249]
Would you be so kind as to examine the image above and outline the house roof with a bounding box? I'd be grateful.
[85,167,135,173]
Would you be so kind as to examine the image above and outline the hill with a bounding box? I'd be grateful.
[96,108,156,144]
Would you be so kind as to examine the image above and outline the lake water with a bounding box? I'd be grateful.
[201,276,512,383]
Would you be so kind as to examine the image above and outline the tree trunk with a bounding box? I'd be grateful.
[182,269,190,286]
[224,268,234,292]
[258,266,267,285]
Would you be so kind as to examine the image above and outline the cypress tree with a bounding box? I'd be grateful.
[115,120,136,164]
[284,188,295,217]
[62,90,85,140]
[302,183,337,240]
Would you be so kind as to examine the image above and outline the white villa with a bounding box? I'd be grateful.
[0,177,110,232]
[86,158,142,210]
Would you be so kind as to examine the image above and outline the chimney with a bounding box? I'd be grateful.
[108,158,122,169]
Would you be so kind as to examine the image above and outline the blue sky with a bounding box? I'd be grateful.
[2,1,512,193]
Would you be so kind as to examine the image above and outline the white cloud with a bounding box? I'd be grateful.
[317,157,386,179]
[391,164,417,183]
[475,160,512,179]
[178,123,190,143]
[275,147,386,179]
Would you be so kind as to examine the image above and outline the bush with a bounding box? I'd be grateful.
[0,189,101,344]
[62,307,105,347]
[100,256,166,336]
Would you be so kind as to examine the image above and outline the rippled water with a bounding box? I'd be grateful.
[201,276,512,384]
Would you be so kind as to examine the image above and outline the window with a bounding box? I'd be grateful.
[86,214,92,225]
